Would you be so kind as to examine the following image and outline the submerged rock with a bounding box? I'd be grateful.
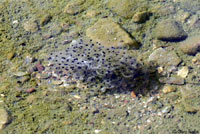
[148,48,181,67]
[64,0,86,15]
[107,0,140,18]
[46,38,140,92]
[86,18,139,48]
[181,85,200,112]
[179,35,200,55]
[154,19,187,41]
[159,76,184,85]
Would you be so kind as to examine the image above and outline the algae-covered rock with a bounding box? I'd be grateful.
[86,18,139,48]
[107,0,139,18]
[64,0,85,15]
[154,19,187,41]
[181,85,200,112]
[148,48,181,67]
[179,35,200,55]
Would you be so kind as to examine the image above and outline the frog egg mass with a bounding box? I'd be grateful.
[47,38,140,92]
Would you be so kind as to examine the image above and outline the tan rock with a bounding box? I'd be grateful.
[86,18,139,48]
[157,66,164,74]
[192,53,200,65]
[162,85,175,94]
[177,66,189,78]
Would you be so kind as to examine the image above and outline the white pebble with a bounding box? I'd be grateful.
[94,129,101,134]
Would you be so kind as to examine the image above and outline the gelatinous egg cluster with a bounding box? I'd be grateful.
[47,38,140,92]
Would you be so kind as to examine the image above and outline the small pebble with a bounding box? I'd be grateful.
[63,0,85,15]
[177,66,189,78]
[26,88,36,93]
[35,63,45,72]
[13,72,28,77]
[94,129,101,134]
[7,52,15,60]
[85,10,99,17]
[23,20,38,32]
[162,85,175,94]
[25,55,35,63]
[162,106,171,113]
[40,15,52,26]
[157,66,164,74]
[132,11,150,23]
[51,80,63,85]
[73,95,81,99]
[36,73,50,79]
[131,91,137,98]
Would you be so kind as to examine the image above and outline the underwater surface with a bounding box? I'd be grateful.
[0,0,200,133]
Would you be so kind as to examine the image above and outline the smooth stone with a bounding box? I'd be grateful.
[0,108,10,130]
[181,85,200,112]
[64,0,85,15]
[148,48,181,67]
[154,19,187,41]
[162,85,175,94]
[107,0,140,18]
[86,18,139,48]
[159,76,184,85]
[179,35,200,55]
